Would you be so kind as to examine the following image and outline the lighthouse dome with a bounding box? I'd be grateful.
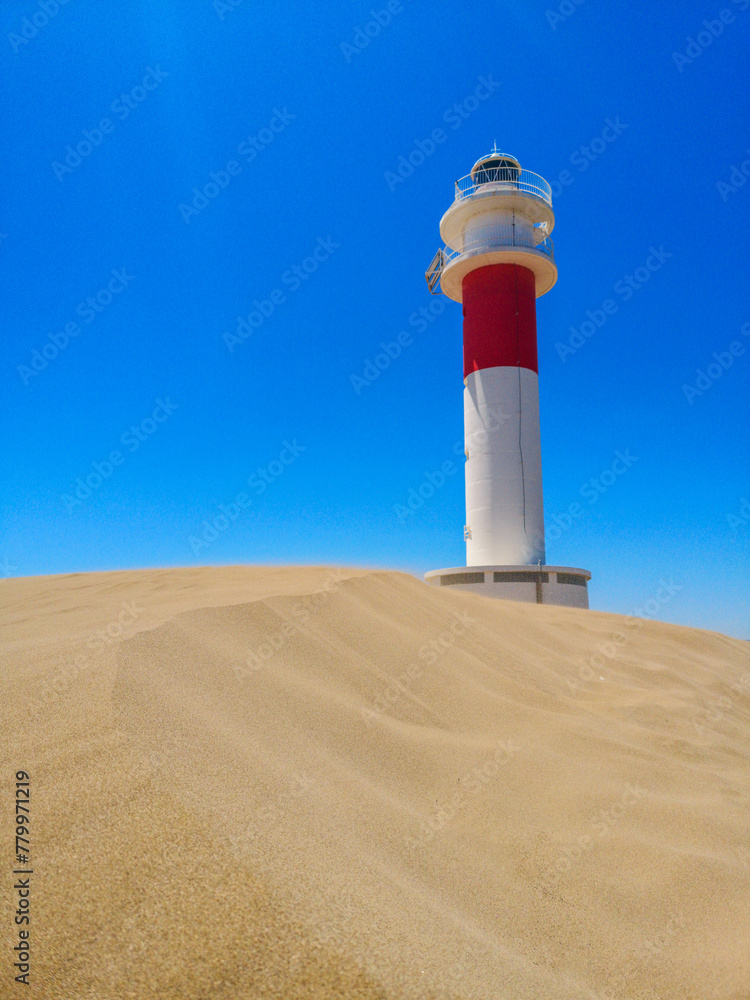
[470,151,521,185]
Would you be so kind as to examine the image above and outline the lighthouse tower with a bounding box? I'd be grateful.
[424,148,591,608]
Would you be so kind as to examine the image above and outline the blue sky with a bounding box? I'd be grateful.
[1,0,748,638]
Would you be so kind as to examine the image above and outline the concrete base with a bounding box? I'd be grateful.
[424,565,591,609]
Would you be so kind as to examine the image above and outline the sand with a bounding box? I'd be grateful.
[1,565,749,999]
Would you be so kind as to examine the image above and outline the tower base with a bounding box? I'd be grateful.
[423,565,591,609]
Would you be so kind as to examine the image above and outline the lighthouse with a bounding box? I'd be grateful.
[424,148,591,608]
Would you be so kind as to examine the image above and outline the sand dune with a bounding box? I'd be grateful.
[2,565,749,999]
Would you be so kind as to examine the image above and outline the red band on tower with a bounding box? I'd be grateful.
[462,263,538,380]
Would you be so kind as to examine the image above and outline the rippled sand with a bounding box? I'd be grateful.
[1,565,748,998]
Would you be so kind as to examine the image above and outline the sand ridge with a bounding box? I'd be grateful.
[1,566,749,998]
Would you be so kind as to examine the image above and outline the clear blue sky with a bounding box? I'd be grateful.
[1,0,748,638]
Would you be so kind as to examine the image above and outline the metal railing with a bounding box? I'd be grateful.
[425,225,554,294]
[454,167,552,206]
